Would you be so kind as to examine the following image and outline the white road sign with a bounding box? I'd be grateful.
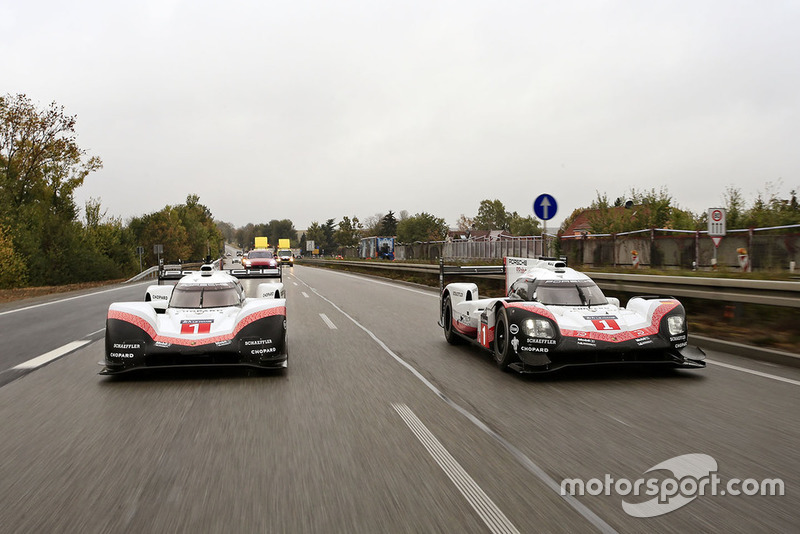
[708,208,726,237]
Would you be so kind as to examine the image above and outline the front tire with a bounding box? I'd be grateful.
[493,307,518,371]
[442,296,463,345]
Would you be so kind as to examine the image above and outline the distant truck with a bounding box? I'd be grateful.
[276,249,294,266]
[359,236,395,260]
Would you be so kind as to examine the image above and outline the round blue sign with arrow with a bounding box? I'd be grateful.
[533,194,557,221]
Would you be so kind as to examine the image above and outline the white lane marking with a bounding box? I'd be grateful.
[13,340,91,370]
[0,283,147,317]
[608,415,632,428]
[294,276,617,534]
[301,292,310,298]
[319,313,337,330]
[293,282,298,286]
[393,403,520,534]
[88,328,105,336]
[707,359,800,387]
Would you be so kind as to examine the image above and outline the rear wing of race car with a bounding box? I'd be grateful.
[158,263,282,283]
[438,259,504,293]
[438,256,568,294]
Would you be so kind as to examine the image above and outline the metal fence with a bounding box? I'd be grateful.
[335,225,799,271]
[560,225,800,271]
[394,236,545,261]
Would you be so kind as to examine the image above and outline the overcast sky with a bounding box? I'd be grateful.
[4,1,799,231]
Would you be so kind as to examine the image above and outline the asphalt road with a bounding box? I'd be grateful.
[0,264,797,533]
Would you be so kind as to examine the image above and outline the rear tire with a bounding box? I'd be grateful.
[442,296,463,345]
[493,308,518,371]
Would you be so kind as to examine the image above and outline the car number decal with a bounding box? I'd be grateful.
[592,319,620,331]
[180,320,213,334]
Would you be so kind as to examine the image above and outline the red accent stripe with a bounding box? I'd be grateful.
[108,307,286,346]
[452,318,478,336]
[505,301,679,343]
[505,302,557,321]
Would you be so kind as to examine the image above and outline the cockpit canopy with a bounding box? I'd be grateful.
[170,281,244,308]
[508,277,607,306]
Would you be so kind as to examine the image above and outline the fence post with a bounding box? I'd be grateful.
[612,234,617,268]
[650,228,655,268]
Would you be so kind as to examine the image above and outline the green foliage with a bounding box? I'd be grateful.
[585,188,701,234]
[0,93,120,286]
[0,224,27,288]
[215,220,237,246]
[507,212,540,236]
[322,219,336,251]
[305,222,325,252]
[0,94,102,218]
[473,199,510,230]
[335,216,362,247]
[249,219,298,249]
[379,211,398,236]
[128,195,223,264]
[397,212,447,243]
[739,182,800,228]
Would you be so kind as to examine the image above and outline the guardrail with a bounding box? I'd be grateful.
[125,266,160,283]
[300,259,800,308]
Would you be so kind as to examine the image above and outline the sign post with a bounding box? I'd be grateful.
[707,208,726,269]
[533,194,558,256]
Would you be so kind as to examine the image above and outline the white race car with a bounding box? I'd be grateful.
[439,256,705,373]
[101,265,287,375]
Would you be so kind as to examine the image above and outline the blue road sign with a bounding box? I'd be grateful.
[533,194,558,221]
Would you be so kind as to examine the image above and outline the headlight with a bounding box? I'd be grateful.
[521,318,556,339]
[667,315,685,335]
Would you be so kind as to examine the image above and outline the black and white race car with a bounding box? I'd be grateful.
[101,265,287,375]
[439,256,705,373]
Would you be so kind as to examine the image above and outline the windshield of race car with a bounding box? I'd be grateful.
[249,250,273,259]
[170,282,241,308]
[510,278,607,306]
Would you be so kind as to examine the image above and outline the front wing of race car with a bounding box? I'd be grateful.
[494,301,705,373]
[101,303,287,374]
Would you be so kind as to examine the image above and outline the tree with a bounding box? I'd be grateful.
[361,212,384,236]
[584,188,700,234]
[456,214,474,232]
[0,94,102,217]
[175,194,223,260]
[216,220,237,245]
[396,212,447,243]
[335,216,362,247]
[473,199,510,230]
[0,94,104,285]
[305,222,325,252]
[321,218,336,252]
[129,207,191,264]
[379,211,398,236]
[82,197,137,278]
[268,219,298,247]
[507,212,540,236]
[723,186,746,229]
[0,224,27,288]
